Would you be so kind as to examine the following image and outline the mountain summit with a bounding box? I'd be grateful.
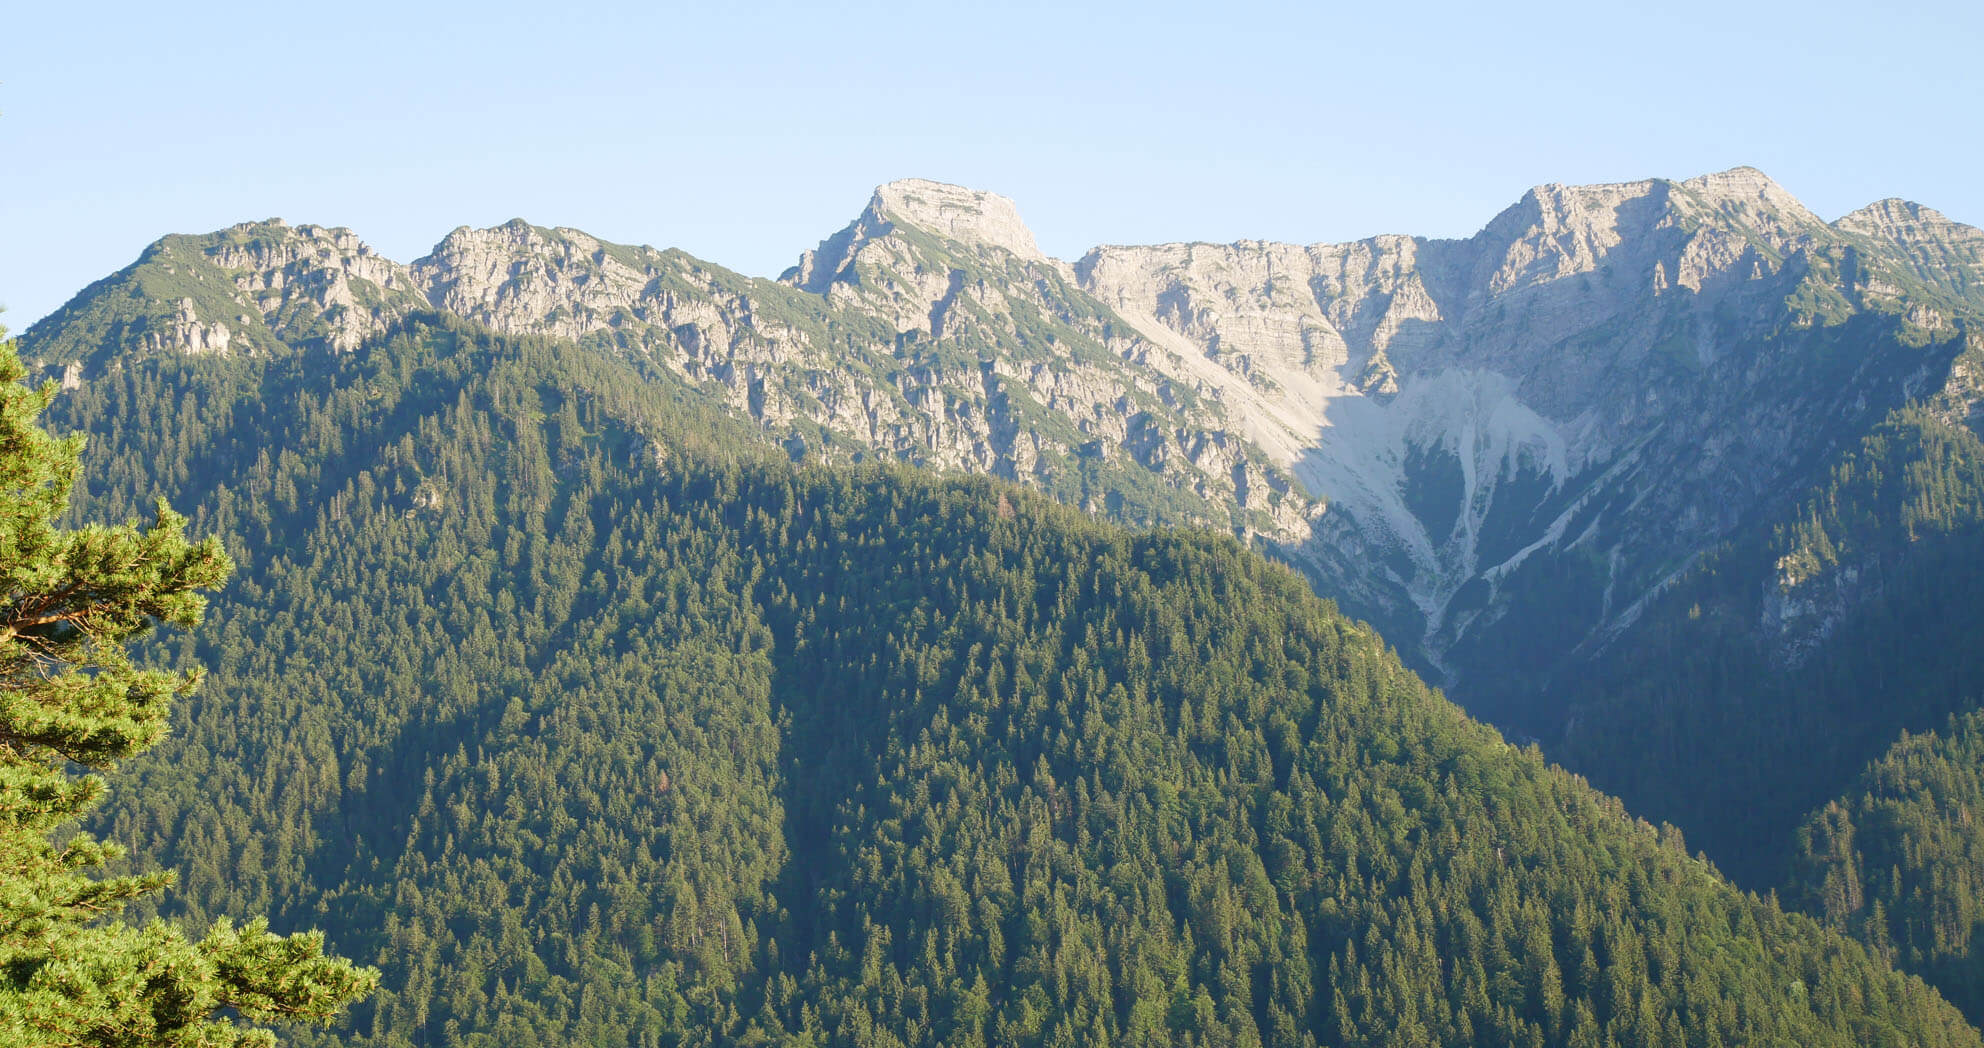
[784,178,1045,294]
[870,177,1045,260]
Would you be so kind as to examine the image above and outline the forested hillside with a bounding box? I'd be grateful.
[30,314,1978,1047]
[1791,710,1984,1023]
[1552,405,1984,883]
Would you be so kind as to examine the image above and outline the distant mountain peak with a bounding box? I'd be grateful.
[868,178,1044,260]
[18,218,422,361]
[782,178,1046,295]
[410,221,674,341]
[202,218,383,264]
[428,219,576,254]
[1671,165,1823,226]
[1836,197,1967,238]
[1831,196,1984,305]
[1681,164,1780,192]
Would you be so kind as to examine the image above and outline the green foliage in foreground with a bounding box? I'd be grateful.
[37,315,1981,1048]
[1793,709,1984,1022]
[0,336,375,1047]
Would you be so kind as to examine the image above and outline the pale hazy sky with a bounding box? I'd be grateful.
[5,0,1980,329]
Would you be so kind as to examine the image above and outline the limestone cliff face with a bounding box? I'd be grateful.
[773,178,1311,535]
[414,220,667,342]
[410,219,847,438]
[1075,167,1978,690]
[788,179,1043,295]
[24,168,1982,702]
[203,221,425,351]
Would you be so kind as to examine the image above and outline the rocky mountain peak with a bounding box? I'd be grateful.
[30,219,426,359]
[1500,177,1664,228]
[783,179,1046,295]
[206,221,420,351]
[1679,165,1797,204]
[1832,197,1984,310]
[1836,198,1977,243]
[1669,166,1826,242]
[411,220,669,339]
[1469,177,1670,294]
[869,178,1044,260]
[423,219,563,262]
[204,218,376,261]
[1479,166,1809,251]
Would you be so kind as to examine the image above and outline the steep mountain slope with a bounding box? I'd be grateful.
[35,316,1981,1048]
[1549,402,1984,875]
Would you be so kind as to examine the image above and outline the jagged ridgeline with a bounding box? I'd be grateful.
[26,315,1977,1047]
[28,170,1984,719]
[24,186,1309,544]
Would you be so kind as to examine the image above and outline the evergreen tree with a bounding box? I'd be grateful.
[0,334,375,1047]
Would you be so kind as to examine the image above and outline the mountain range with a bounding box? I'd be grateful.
[30,168,1984,700]
[17,165,1984,1045]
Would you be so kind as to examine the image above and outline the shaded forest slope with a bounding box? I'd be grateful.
[36,315,1980,1048]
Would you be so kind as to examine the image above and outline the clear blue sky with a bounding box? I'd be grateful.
[5,0,1981,329]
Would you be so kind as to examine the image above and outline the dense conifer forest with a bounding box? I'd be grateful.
[1792,710,1984,1023]
[18,315,1975,1047]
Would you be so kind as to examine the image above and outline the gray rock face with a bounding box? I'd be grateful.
[1834,198,1984,310]
[205,221,425,351]
[27,167,1983,703]
[414,220,662,341]
[1075,168,1980,692]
